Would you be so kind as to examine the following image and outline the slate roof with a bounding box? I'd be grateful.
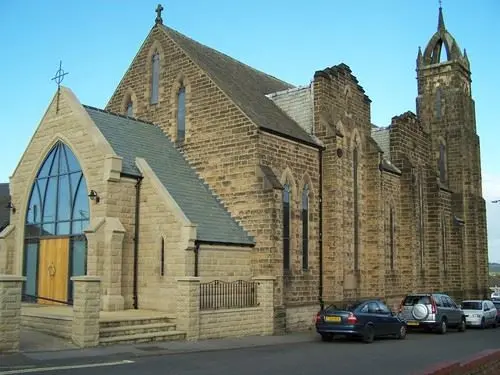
[161,26,320,147]
[0,183,10,231]
[84,106,254,246]
[371,127,391,159]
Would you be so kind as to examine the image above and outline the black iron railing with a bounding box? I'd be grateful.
[200,280,258,310]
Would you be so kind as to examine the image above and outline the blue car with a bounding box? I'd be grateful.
[315,299,407,343]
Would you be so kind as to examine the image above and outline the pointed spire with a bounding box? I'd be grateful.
[438,2,445,32]
[417,46,423,68]
[463,48,470,67]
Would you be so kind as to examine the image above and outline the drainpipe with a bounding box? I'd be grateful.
[319,147,324,310]
[194,240,200,277]
[133,176,143,310]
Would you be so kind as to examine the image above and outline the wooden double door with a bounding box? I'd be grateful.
[37,238,70,305]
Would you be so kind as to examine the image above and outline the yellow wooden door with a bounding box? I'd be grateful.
[37,238,69,305]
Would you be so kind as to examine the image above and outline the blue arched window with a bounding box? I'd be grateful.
[25,142,90,237]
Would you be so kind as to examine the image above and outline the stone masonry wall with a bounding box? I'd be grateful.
[197,245,252,281]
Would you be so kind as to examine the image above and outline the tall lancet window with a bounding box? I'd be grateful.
[283,183,291,271]
[126,100,133,117]
[353,146,360,271]
[439,141,447,184]
[441,215,447,273]
[150,51,160,104]
[301,184,309,271]
[389,207,395,270]
[177,86,186,142]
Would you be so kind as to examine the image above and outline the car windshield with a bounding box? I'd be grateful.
[462,301,482,310]
[403,295,430,306]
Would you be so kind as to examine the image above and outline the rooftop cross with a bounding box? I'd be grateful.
[155,4,164,25]
[51,60,69,113]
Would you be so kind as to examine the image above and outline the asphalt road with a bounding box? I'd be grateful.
[3,328,500,375]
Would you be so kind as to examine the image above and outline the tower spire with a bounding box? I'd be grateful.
[438,1,445,31]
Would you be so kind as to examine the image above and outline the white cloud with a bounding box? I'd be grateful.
[483,172,500,201]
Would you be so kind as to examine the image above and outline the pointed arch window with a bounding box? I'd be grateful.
[283,183,291,271]
[160,237,165,276]
[441,215,447,273]
[177,86,186,142]
[150,51,160,104]
[439,141,447,184]
[25,142,90,237]
[353,146,360,271]
[126,100,133,117]
[301,184,309,271]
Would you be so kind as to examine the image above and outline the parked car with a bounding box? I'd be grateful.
[398,293,466,334]
[461,300,497,328]
[315,299,407,344]
[493,300,500,323]
[490,291,500,300]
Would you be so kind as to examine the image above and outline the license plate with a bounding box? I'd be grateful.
[407,321,419,326]
[324,316,341,323]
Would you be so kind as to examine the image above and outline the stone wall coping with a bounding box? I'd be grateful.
[176,276,201,282]
[252,276,276,281]
[0,275,26,282]
[71,276,101,282]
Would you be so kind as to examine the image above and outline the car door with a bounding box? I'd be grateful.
[367,301,385,336]
[487,301,496,324]
[377,301,399,335]
[447,296,461,325]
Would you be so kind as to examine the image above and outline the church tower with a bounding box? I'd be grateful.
[416,6,488,298]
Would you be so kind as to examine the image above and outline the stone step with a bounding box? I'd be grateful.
[99,322,177,338]
[100,317,173,329]
[99,331,186,345]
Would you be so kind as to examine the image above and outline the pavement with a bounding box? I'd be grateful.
[1,327,500,375]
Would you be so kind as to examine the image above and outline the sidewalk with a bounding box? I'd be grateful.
[1,330,317,368]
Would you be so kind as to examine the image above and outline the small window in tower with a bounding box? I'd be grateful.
[151,51,160,104]
[126,100,133,117]
[439,141,447,184]
[435,88,443,119]
[177,86,186,142]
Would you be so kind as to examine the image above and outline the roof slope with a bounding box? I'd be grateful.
[162,26,319,146]
[0,183,10,230]
[85,106,254,246]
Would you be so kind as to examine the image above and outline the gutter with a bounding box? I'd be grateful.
[133,176,144,309]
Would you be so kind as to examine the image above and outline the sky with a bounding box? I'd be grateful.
[1,0,499,260]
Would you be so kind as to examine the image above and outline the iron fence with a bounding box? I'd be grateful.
[200,279,258,310]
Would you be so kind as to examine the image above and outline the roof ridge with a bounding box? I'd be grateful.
[162,25,294,89]
[83,105,157,127]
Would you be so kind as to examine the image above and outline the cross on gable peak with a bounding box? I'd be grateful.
[155,4,164,25]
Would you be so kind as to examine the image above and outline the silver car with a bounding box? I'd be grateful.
[399,293,466,334]
[461,300,497,328]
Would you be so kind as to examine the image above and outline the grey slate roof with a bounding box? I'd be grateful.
[161,26,320,147]
[371,127,391,159]
[0,183,10,231]
[84,106,254,246]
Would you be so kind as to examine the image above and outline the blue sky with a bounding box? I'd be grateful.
[1,0,499,260]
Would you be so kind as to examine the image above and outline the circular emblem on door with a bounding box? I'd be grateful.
[48,263,56,277]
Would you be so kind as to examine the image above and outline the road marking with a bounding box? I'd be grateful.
[0,360,135,375]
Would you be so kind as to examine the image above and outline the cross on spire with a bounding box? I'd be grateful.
[155,4,164,25]
[51,60,69,113]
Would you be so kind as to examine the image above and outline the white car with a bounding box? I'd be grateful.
[491,291,500,300]
[461,300,497,328]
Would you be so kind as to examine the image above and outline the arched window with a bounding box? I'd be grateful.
[160,237,165,276]
[23,141,89,303]
[150,51,160,104]
[301,184,309,271]
[439,141,447,184]
[353,146,360,271]
[389,207,395,270]
[283,183,291,271]
[177,86,186,142]
[126,100,133,117]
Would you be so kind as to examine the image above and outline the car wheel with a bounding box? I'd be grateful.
[363,325,375,344]
[321,333,334,342]
[480,318,486,330]
[438,319,447,334]
[458,318,466,332]
[397,325,407,340]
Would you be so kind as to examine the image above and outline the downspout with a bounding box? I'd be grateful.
[194,240,200,277]
[319,147,324,310]
[133,176,143,310]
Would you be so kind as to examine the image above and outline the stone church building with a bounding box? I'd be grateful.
[0,5,488,332]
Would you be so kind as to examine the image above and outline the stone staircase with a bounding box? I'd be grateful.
[99,316,186,345]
